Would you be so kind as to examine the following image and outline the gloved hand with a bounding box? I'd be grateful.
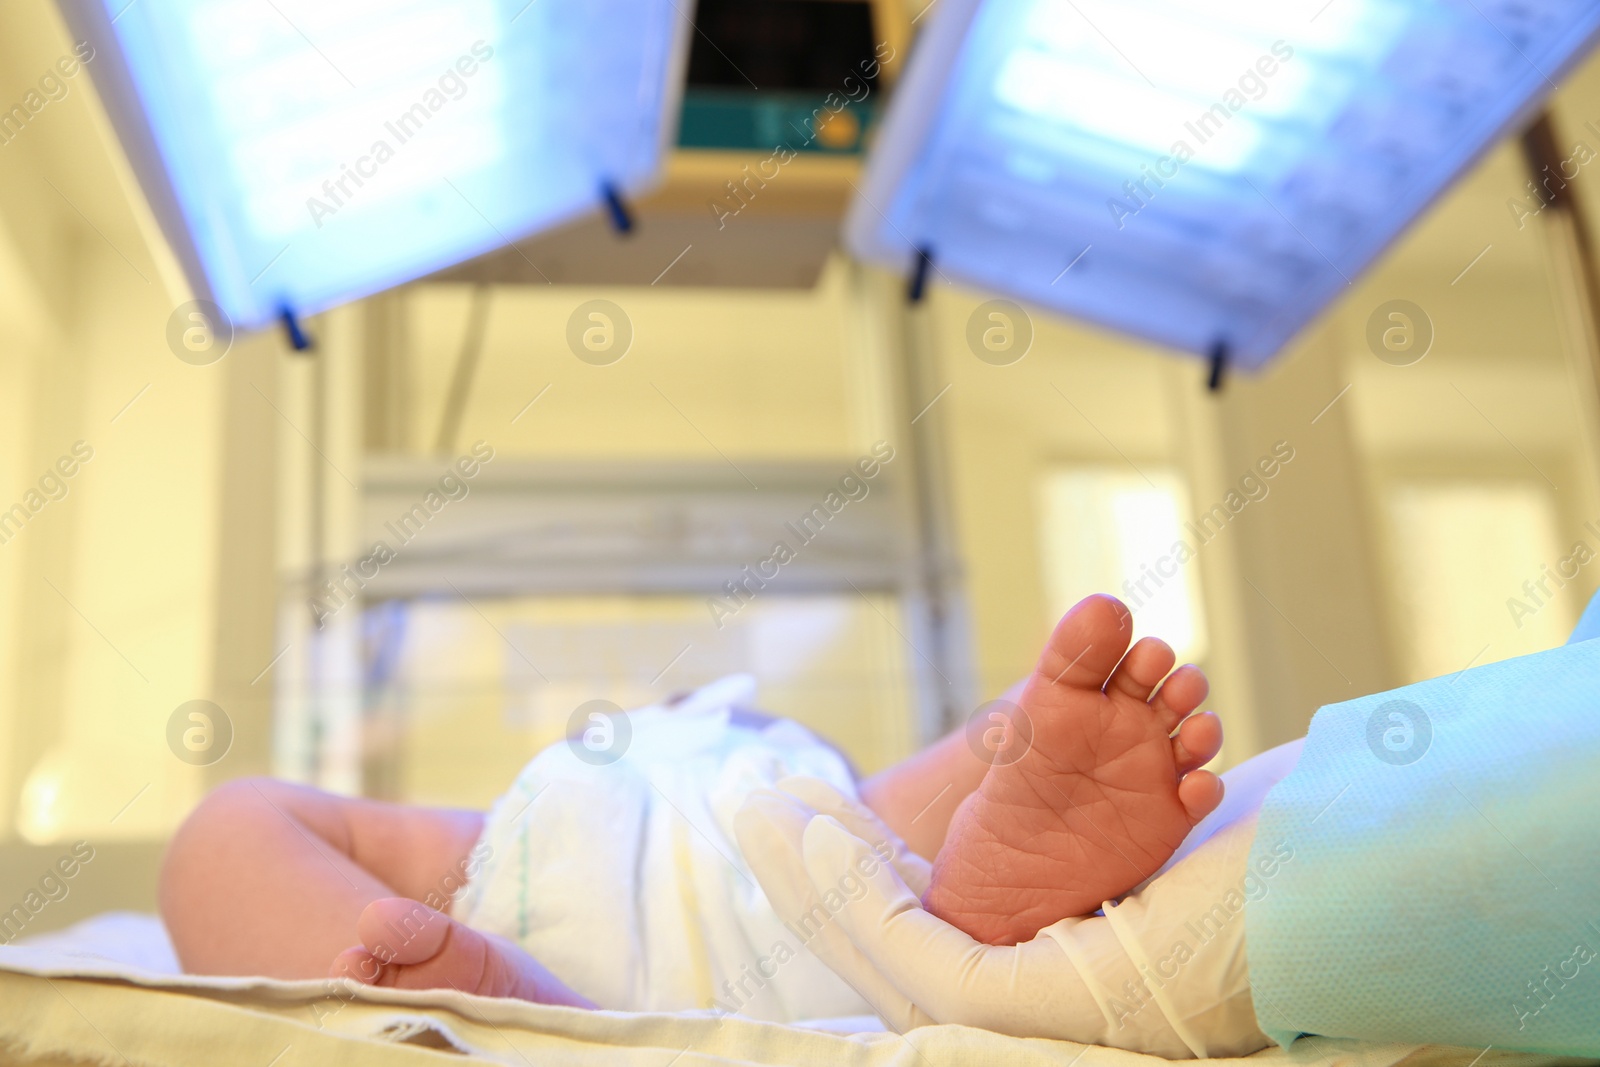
[733,775,935,1033]
[736,775,1273,1059]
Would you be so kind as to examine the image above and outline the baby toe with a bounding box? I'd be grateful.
[330,945,386,985]
[1035,594,1135,691]
[1106,637,1176,702]
[1150,664,1209,730]
[1172,711,1223,772]
[357,898,451,966]
[1177,770,1225,824]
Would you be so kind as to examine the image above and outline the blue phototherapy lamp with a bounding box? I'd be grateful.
[55,0,691,336]
[846,0,1600,372]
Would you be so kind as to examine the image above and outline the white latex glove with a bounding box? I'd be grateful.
[738,776,1274,1059]
[733,775,935,1033]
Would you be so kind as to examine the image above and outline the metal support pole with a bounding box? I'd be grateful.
[1521,110,1600,505]
[894,294,977,739]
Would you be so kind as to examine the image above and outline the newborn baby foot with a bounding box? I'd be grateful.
[927,594,1226,945]
[330,898,594,1008]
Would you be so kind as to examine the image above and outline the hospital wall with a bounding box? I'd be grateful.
[3,0,1600,929]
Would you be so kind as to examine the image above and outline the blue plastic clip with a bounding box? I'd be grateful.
[601,181,635,235]
[1207,340,1228,392]
[280,306,313,352]
[908,247,934,304]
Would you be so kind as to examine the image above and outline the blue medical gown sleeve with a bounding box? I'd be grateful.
[1568,587,1600,644]
[1244,639,1600,1056]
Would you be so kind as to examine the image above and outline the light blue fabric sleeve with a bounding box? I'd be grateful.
[1568,587,1600,644]
[1244,638,1600,1056]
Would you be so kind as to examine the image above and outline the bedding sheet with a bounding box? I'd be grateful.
[1,914,1592,1067]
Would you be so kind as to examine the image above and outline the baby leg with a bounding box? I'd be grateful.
[160,777,483,978]
[160,777,590,1005]
[857,717,1002,861]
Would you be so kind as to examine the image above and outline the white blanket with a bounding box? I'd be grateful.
[0,914,1532,1067]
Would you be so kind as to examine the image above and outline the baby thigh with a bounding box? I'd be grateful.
[160,778,484,978]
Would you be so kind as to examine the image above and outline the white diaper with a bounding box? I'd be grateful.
[450,675,871,1021]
